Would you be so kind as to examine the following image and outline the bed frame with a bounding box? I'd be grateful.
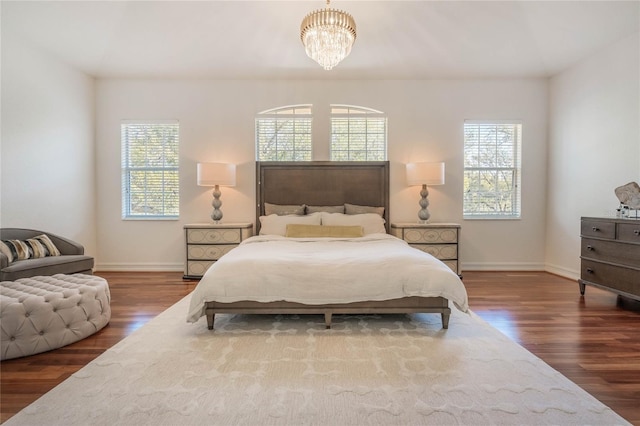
[205,161,451,329]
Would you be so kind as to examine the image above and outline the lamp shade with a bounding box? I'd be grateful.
[406,162,445,186]
[197,162,236,187]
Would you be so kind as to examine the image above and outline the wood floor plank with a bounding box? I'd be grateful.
[1,271,640,424]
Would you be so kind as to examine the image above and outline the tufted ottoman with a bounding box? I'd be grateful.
[0,274,111,360]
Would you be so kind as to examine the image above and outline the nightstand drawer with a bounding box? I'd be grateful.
[440,260,458,274]
[187,228,242,244]
[403,228,458,244]
[187,244,237,260]
[409,244,457,260]
[186,260,215,277]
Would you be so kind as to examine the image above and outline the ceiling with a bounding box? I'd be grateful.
[2,1,639,80]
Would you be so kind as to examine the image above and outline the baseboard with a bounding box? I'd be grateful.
[544,263,580,281]
[95,261,580,278]
[95,263,184,272]
[462,262,545,271]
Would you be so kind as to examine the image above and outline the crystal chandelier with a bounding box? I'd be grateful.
[300,0,357,70]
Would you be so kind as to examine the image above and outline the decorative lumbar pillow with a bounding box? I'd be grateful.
[285,224,364,238]
[29,234,61,258]
[264,203,306,216]
[0,234,61,263]
[259,213,322,236]
[0,240,31,263]
[344,203,385,217]
[320,212,387,235]
[305,205,345,214]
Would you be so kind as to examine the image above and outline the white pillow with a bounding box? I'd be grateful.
[320,212,387,235]
[259,213,322,236]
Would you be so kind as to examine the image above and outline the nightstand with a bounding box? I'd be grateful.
[183,223,253,279]
[390,222,462,277]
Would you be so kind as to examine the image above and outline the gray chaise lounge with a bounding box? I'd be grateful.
[0,228,94,281]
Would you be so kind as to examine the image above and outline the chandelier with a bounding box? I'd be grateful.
[300,0,357,70]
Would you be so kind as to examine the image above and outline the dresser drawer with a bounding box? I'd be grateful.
[617,222,640,244]
[581,238,640,267]
[581,259,640,296]
[187,228,242,244]
[187,244,237,260]
[581,220,615,239]
[403,228,458,244]
[409,244,457,260]
[186,260,215,277]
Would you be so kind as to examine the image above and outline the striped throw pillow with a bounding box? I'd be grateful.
[0,234,61,263]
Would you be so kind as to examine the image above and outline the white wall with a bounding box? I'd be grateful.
[546,32,640,278]
[96,78,548,271]
[0,37,97,256]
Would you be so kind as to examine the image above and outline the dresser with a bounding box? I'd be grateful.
[579,217,640,301]
[184,223,253,279]
[390,223,462,277]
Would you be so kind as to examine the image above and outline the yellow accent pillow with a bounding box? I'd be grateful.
[285,224,364,238]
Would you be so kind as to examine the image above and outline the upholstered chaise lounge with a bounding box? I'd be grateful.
[0,228,94,281]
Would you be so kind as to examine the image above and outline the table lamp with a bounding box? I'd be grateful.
[197,162,236,222]
[406,162,445,223]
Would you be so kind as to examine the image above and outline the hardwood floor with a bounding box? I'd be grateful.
[1,271,639,424]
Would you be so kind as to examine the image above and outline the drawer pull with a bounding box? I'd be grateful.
[592,226,599,232]
[586,245,594,251]
[586,268,594,274]
[634,230,640,236]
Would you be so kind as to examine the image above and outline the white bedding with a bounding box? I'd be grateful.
[187,233,469,323]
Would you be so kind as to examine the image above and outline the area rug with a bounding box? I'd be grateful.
[5,295,629,425]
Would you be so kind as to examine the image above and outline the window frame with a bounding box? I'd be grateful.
[121,120,180,220]
[330,104,388,161]
[463,120,522,220]
[255,105,313,161]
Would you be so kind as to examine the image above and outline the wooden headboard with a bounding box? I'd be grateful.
[256,161,390,233]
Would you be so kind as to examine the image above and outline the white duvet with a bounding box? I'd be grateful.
[187,233,469,323]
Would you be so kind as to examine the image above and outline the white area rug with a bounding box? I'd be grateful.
[6,295,629,425]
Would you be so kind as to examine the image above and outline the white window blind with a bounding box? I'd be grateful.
[256,105,312,161]
[121,121,179,219]
[330,105,387,161]
[463,121,522,219]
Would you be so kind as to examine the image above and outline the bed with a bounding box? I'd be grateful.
[187,161,468,330]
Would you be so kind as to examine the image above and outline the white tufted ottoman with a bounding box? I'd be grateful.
[0,274,111,360]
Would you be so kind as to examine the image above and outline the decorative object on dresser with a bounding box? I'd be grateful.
[196,162,236,222]
[614,181,640,218]
[405,162,445,223]
[579,217,640,301]
[183,223,252,279]
[391,222,462,278]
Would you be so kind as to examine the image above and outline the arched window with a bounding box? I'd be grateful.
[256,105,312,161]
[330,105,387,161]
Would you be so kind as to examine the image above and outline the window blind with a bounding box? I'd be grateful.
[330,105,387,161]
[463,122,522,218]
[121,121,179,219]
[256,105,312,161]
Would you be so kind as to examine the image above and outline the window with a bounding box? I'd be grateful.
[256,105,312,161]
[121,121,179,219]
[463,121,521,219]
[330,105,387,161]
